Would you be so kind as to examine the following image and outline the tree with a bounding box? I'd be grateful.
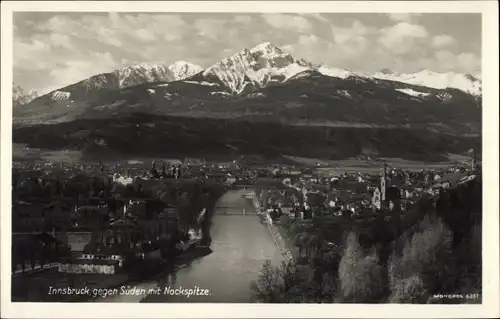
[388,215,454,296]
[388,275,429,303]
[250,260,300,303]
[338,232,385,302]
[453,223,482,300]
[306,267,337,303]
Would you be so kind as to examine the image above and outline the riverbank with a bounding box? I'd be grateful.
[251,192,293,263]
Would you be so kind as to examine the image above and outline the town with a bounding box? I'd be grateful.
[11,149,481,303]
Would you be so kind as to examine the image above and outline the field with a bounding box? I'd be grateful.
[13,140,471,177]
[285,155,468,173]
[13,143,82,163]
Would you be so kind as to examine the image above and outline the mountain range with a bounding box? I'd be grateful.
[12,42,482,162]
[17,42,482,108]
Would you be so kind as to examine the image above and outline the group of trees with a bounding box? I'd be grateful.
[252,216,481,303]
[251,176,482,303]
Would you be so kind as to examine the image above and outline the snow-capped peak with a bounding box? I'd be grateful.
[250,42,287,58]
[168,61,203,80]
[250,41,276,52]
[115,63,166,74]
[201,41,312,94]
[111,62,203,88]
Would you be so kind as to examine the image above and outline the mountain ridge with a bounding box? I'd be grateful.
[17,42,481,110]
[22,61,203,106]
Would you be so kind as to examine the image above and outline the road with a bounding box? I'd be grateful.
[100,189,282,303]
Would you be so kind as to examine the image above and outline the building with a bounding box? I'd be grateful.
[378,163,403,211]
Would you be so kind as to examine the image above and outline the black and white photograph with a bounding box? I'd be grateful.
[1,1,499,318]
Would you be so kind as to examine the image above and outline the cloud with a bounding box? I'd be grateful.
[330,21,377,60]
[299,13,330,23]
[164,34,181,42]
[193,19,227,40]
[261,14,312,33]
[49,33,73,49]
[47,52,117,91]
[135,29,157,42]
[432,34,457,48]
[456,52,481,74]
[434,50,458,70]
[234,15,252,25]
[405,50,481,76]
[387,13,422,23]
[13,13,195,91]
[332,20,374,43]
[35,13,188,47]
[14,39,53,71]
[281,44,296,54]
[299,34,321,46]
[378,22,429,55]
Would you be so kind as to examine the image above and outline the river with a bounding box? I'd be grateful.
[100,189,282,303]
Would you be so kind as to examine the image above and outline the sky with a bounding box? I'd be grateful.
[13,12,482,94]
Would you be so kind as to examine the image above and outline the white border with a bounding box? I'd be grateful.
[1,1,499,318]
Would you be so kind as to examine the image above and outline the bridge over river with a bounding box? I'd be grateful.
[99,189,283,303]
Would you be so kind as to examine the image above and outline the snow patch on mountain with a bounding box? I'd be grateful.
[168,61,203,80]
[370,70,481,96]
[210,91,231,96]
[114,63,174,88]
[248,92,266,98]
[337,90,352,99]
[318,67,356,79]
[50,91,71,101]
[396,88,431,97]
[278,64,310,80]
[183,80,219,87]
[112,62,203,89]
[437,92,453,102]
